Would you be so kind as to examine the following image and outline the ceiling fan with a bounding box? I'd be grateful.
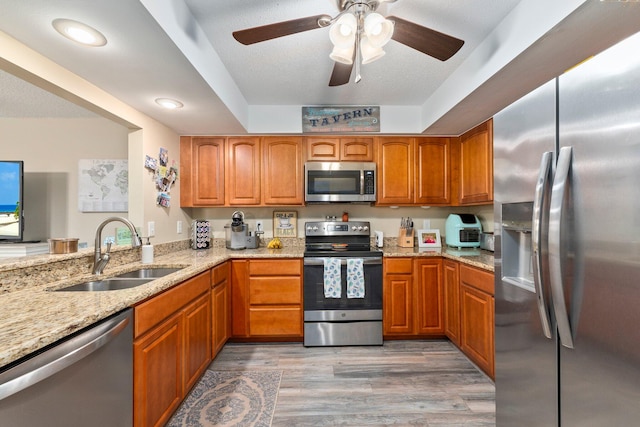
[232,0,464,86]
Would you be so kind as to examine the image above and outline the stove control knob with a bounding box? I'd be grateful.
[357,226,363,231]
[363,225,369,231]
[313,226,318,231]
[352,226,357,231]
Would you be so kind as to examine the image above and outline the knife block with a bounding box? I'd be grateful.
[398,228,415,248]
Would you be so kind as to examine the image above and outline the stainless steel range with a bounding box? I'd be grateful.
[303,221,383,346]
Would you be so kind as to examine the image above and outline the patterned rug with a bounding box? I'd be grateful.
[167,370,282,427]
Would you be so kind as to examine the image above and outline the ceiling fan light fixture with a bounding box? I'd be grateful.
[360,36,386,64]
[330,44,355,65]
[329,13,357,48]
[363,13,394,48]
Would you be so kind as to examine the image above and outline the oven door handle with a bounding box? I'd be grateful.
[304,257,382,266]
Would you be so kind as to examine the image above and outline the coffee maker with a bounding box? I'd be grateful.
[225,211,247,250]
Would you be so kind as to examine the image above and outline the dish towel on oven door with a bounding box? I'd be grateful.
[323,258,342,298]
[347,258,365,298]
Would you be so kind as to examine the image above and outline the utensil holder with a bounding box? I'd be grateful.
[398,228,414,248]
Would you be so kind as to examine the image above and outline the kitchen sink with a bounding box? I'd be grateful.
[112,267,184,279]
[55,278,153,292]
[53,267,185,292]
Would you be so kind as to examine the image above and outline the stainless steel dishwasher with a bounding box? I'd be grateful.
[0,308,133,426]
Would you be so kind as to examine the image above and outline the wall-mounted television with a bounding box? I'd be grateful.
[0,160,24,242]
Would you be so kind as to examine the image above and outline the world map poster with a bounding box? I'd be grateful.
[78,159,128,212]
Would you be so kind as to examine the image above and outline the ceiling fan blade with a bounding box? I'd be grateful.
[388,16,464,61]
[329,61,354,87]
[233,15,329,45]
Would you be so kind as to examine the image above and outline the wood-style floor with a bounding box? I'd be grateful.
[207,340,495,426]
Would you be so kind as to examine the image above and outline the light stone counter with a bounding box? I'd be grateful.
[382,246,494,272]
[0,242,492,368]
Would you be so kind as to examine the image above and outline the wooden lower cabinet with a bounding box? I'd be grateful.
[231,259,303,339]
[414,258,444,334]
[383,256,494,379]
[443,259,461,346]
[133,271,212,427]
[211,262,230,358]
[383,258,444,337]
[459,264,495,379]
[383,258,414,335]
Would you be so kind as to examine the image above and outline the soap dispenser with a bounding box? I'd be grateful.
[141,237,154,264]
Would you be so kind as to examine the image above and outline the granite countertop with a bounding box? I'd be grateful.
[0,245,493,368]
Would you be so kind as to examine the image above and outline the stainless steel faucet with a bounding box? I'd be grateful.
[93,216,142,275]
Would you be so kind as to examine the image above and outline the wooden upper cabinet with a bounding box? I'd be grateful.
[180,136,225,206]
[305,137,374,161]
[455,119,494,205]
[226,137,261,205]
[415,137,451,205]
[306,137,340,161]
[262,136,304,205]
[376,137,414,205]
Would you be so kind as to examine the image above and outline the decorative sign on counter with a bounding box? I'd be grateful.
[302,106,380,133]
[273,211,297,238]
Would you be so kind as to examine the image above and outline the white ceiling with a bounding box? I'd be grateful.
[1,1,640,136]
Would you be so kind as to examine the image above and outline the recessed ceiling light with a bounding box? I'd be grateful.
[52,19,107,47]
[155,98,184,110]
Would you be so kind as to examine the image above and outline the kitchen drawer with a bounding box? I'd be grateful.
[384,258,413,274]
[460,264,494,296]
[249,259,301,276]
[134,271,210,337]
[249,277,301,304]
[212,262,229,287]
[249,307,302,336]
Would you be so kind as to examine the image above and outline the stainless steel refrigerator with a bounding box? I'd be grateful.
[494,30,640,426]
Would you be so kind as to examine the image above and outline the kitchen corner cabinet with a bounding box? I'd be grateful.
[211,262,230,358]
[133,271,212,427]
[459,264,495,379]
[305,136,374,161]
[383,257,444,337]
[262,136,304,205]
[226,137,261,205]
[231,259,303,339]
[180,136,225,206]
[453,119,494,205]
[443,259,461,346]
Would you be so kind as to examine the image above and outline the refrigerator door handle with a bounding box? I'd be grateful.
[532,151,553,339]
[549,146,575,349]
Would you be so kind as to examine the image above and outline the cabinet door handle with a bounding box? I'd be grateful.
[532,151,553,339]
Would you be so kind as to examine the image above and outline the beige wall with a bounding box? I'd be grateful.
[0,118,129,244]
[189,204,494,243]
[1,30,191,248]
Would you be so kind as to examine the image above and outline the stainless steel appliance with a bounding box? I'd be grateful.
[224,210,247,250]
[304,162,376,203]
[303,221,383,346]
[494,31,640,426]
[0,308,133,426]
[445,213,482,248]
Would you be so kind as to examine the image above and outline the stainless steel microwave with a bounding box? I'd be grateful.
[304,162,376,203]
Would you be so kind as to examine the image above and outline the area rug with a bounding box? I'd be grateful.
[167,370,282,427]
